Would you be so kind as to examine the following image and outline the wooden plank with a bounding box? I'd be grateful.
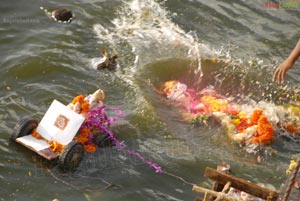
[16,138,58,160]
[204,167,279,201]
[39,147,59,160]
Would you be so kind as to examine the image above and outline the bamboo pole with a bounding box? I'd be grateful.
[192,185,239,201]
[221,181,231,193]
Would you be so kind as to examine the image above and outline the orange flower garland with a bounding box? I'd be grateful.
[81,102,90,114]
[49,140,65,153]
[84,144,97,152]
[72,95,85,104]
[75,128,90,144]
[72,95,90,114]
[75,127,96,152]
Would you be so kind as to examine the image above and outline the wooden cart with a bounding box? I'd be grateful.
[10,100,86,170]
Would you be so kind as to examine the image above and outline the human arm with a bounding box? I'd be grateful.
[272,40,300,83]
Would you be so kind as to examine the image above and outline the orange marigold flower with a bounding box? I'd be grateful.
[72,95,85,104]
[32,128,43,139]
[75,128,91,144]
[75,135,88,144]
[250,109,263,125]
[80,128,91,136]
[81,102,90,113]
[84,144,97,152]
[49,140,64,153]
[250,115,274,145]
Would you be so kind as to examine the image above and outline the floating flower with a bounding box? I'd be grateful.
[250,115,274,145]
[225,107,239,115]
[232,112,251,133]
[250,109,263,125]
[163,80,178,96]
[200,95,228,113]
[231,118,241,126]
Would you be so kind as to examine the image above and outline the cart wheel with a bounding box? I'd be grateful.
[58,141,84,171]
[11,118,38,141]
[94,134,114,147]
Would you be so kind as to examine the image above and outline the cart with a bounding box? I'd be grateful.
[10,99,94,170]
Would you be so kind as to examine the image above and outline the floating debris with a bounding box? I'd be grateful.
[40,7,74,23]
[91,48,118,70]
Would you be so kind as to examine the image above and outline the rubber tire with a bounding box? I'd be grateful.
[58,141,84,171]
[94,134,114,147]
[11,118,38,141]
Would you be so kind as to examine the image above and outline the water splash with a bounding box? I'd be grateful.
[93,0,217,79]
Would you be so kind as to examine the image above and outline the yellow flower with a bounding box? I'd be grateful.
[49,140,64,153]
[238,112,247,119]
[286,160,298,175]
[231,119,241,125]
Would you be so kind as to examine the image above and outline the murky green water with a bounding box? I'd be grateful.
[1,0,300,200]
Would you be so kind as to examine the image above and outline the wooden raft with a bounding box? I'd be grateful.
[193,167,279,201]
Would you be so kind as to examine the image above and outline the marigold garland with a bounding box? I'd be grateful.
[84,144,97,152]
[72,95,85,104]
[75,127,96,152]
[71,94,91,114]
[75,128,90,143]
[49,140,64,153]
[80,102,90,114]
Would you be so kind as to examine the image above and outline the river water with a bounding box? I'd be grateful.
[1,0,300,200]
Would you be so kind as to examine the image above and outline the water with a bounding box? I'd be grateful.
[1,0,300,200]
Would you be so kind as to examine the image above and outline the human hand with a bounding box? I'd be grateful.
[272,59,294,84]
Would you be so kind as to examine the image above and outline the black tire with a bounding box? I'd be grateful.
[58,141,84,171]
[94,134,114,147]
[11,118,38,141]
